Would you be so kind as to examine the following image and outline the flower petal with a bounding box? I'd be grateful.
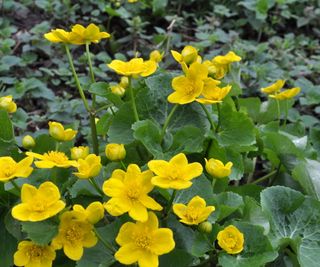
[151,229,175,255]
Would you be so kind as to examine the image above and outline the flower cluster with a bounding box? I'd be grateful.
[168,45,239,105]
[261,80,300,100]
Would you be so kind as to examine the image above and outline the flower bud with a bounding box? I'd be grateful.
[149,50,163,63]
[48,121,77,142]
[105,143,126,161]
[119,77,129,88]
[181,46,198,65]
[205,158,233,178]
[0,95,17,113]
[198,221,212,233]
[71,146,90,160]
[22,135,36,149]
[111,85,126,97]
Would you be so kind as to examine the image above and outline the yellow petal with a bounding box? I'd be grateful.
[170,153,188,167]
[64,243,83,261]
[103,178,124,197]
[138,251,158,267]
[148,160,169,177]
[151,229,175,255]
[86,202,104,224]
[128,202,148,222]
[11,203,30,221]
[182,162,203,180]
[139,195,162,211]
[115,222,136,246]
[173,203,187,219]
[21,183,37,203]
[171,50,183,63]
[115,243,141,265]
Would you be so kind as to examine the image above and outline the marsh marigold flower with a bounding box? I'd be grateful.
[44,29,72,43]
[149,50,163,63]
[72,202,104,224]
[12,181,65,222]
[26,151,78,168]
[196,78,231,104]
[148,153,203,190]
[261,80,285,94]
[51,210,97,261]
[205,158,233,178]
[173,196,215,225]
[48,121,77,142]
[73,154,102,179]
[14,241,56,267]
[103,164,162,222]
[171,45,200,65]
[69,24,110,45]
[0,156,33,182]
[115,212,175,267]
[217,225,244,254]
[168,62,208,105]
[105,143,126,161]
[70,146,89,160]
[107,58,157,78]
[270,87,301,100]
[0,95,17,113]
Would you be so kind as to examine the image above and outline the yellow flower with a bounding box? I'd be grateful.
[119,76,129,88]
[22,135,36,150]
[210,51,241,79]
[205,158,233,178]
[51,210,98,261]
[69,23,110,45]
[148,153,203,190]
[217,225,244,254]
[167,62,208,104]
[270,87,300,100]
[0,156,33,182]
[149,50,164,63]
[171,45,199,65]
[14,241,56,267]
[0,95,17,113]
[72,202,104,224]
[26,151,78,168]
[196,78,231,104]
[48,121,77,142]
[70,146,89,160]
[261,80,285,94]
[108,58,157,78]
[173,196,215,225]
[103,164,162,222]
[105,143,126,161]
[73,154,102,179]
[111,84,126,97]
[44,29,72,43]
[12,181,65,222]
[115,212,175,267]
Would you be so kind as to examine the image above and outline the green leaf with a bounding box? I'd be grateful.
[0,211,16,267]
[96,113,112,136]
[261,186,320,267]
[0,109,14,141]
[159,249,194,267]
[132,119,163,158]
[89,82,123,107]
[209,192,244,223]
[32,134,56,153]
[167,125,205,156]
[152,0,168,15]
[21,219,59,245]
[292,159,320,200]
[108,103,135,144]
[217,104,255,147]
[218,222,278,267]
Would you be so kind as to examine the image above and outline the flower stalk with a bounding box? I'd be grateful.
[160,104,179,143]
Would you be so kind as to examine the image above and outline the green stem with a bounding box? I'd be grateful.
[128,77,139,122]
[284,99,288,126]
[89,178,104,196]
[65,44,99,155]
[276,99,281,124]
[199,103,216,132]
[160,104,179,143]
[166,190,177,215]
[85,42,96,108]
[95,104,113,113]
[120,161,127,170]
[269,163,282,186]
[93,228,116,253]
[64,44,90,112]
[251,170,277,185]
[216,103,221,133]
[10,180,20,194]
[89,113,99,155]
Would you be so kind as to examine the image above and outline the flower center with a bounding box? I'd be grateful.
[186,206,200,221]
[65,225,83,242]
[169,169,180,180]
[44,151,68,164]
[135,235,151,249]
[32,200,46,212]
[28,245,43,258]
[126,188,140,200]
[225,237,237,248]
[3,164,16,177]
